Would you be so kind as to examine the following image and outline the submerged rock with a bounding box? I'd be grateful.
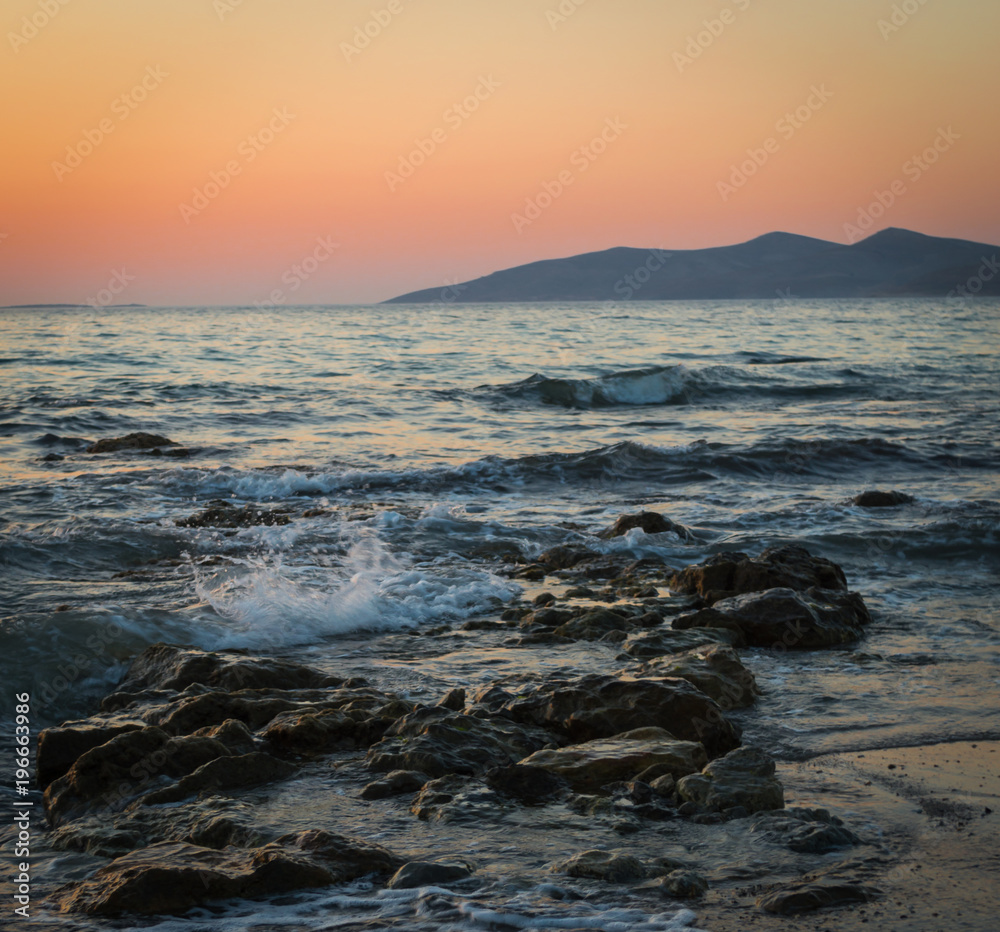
[85,432,176,454]
[676,746,784,814]
[496,673,741,759]
[410,775,506,823]
[519,727,706,793]
[673,587,871,649]
[670,545,848,604]
[387,860,473,889]
[553,850,646,883]
[851,490,913,507]
[758,879,880,914]
[483,763,568,804]
[750,808,861,853]
[597,511,693,541]
[658,869,709,898]
[360,769,429,800]
[639,645,760,710]
[176,502,291,528]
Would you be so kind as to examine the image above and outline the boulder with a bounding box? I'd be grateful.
[482,763,568,804]
[36,723,143,789]
[658,869,708,898]
[553,850,646,883]
[622,627,743,658]
[387,860,473,889]
[366,708,557,779]
[673,587,871,649]
[359,770,429,800]
[519,727,706,793]
[86,433,175,454]
[139,752,296,805]
[749,808,860,853]
[851,490,913,508]
[640,645,760,710]
[597,511,692,541]
[191,719,257,755]
[496,674,741,759]
[758,879,879,914]
[554,608,631,640]
[670,546,848,604]
[676,746,784,813]
[410,776,506,823]
[536,544,601,570]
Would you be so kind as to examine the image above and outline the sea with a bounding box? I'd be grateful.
[0,299,998,929]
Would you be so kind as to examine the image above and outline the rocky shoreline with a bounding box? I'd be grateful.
[22,510,918,927]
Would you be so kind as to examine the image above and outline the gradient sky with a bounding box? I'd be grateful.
[1,0,998,305]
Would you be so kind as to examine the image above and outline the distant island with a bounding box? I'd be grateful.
[385,228,999,303]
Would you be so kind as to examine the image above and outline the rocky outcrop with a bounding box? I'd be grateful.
[36,723,143,789]
[670,546,848,604]
[519,727,706,793]
[677,746,784,813]
[639,645,760,710]
[621,627,742,658]
[597,511,693,541]
[85,433,176,454]
[494,674,741,759]
[553,850,646,883]
[673,587,871,649]
[851,490,913,507]
[176,502,291,528]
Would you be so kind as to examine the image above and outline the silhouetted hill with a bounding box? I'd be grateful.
[385,228,999,302]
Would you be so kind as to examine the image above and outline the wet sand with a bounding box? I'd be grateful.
[697,740,1000,931]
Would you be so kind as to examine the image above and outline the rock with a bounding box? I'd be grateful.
[36,723,143,789]
[597,511,692,541]
[649,773,676,796]
[359,770,429,800]
[44,728,232,822]
[554,608,631,640]
[676,746,784,814]
[139,752,296,805]
[497,674,741,759]
[519,727,706,793]
[758,880,879,914]
[57,831,399,915]
[387,860,473,889]
[852,490,913,507]
[410,776,506,823]
[537,544,601,570]
[86,432,176,454]
[366,707,557,779]
[622,627,744,658]
[483,763,568,804]
[553,850,646,883]
[641,645,760,710]
[113,643,341,694]
[670,545,848,604]
[187,815,268,849]
[191,719,257,755]
[673,587,871,649]
[750,808,860,853]
[437,688,466,711]
[659,869,708,898]
[176,502,291,528]
[262,694,413,754]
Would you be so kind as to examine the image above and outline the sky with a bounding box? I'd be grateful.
[1,0,998,306]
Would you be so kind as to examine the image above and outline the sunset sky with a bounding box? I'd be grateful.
[2,0,998,306]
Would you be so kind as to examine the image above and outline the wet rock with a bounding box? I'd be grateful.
[113,643,341,694]
[677,746,784,813]
[187,814,268,849]
[366,707,558,779]
[622,626,744,659]
[44,727,232,822]
[139,752,296,806]
[437,688,466,711]
[36,722,143,789]
[56,831,399,915]
[191,719,257,755]
[758,879,879,914]
[521,607,574,628]
[519,727,706,793]
[649,774,676,797]
[554,608,631,640]
[750,808,861,853]
[640,645,760,710]
[387,860,473,889]
[658,869,708,898]
[86,432,176,454]
[262,694,414,754]
[673,587,871,649]
[483,763,569,804]
[537,544,602,570]
[670,545,848,604]
[852,490,913,507]
[553,850,646,883]
[359,770,429,800]
[410,775,506,823]
[176,502,291,528]
[496,673,741,759]
[597,511,693,541]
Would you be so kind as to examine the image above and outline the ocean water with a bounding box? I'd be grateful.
[1,299,999,927]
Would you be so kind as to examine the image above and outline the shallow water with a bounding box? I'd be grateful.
[1,299,998,927]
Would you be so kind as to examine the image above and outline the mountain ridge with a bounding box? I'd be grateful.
[384,228,999,303]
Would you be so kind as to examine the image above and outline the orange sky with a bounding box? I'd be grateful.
[1,0,998,305]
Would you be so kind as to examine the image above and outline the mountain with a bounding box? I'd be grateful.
[384,228,999,303]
